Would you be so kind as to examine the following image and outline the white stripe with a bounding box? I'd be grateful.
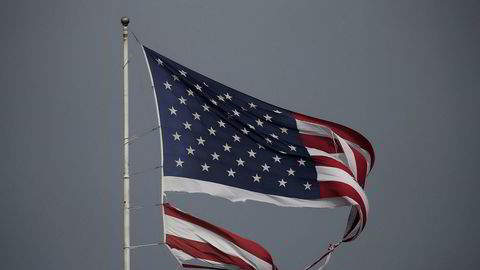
[315,166,353,180]
[165,215,272,270]
[333,133,358,180]
[164,176,351,209]
[296,119,332,137]
[169,247,196,262]
[306,147,345,162]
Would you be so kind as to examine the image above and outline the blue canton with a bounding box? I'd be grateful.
[144,46,319,199]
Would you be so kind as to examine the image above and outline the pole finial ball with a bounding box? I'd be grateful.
[121,17,130,26]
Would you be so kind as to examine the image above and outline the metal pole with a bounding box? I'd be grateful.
[121,16,130,270]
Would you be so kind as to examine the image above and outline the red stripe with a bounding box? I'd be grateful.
[318,181,367,240]
[311,156,354,178]
[164,204,274,265]
[299,133,343,154]
[167,235,254,270]
[318,181,367,224]
[294,112,375,169]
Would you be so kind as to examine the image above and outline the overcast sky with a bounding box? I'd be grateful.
[1,1,480,269]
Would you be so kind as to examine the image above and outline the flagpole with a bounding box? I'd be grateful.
[121,16,131,270]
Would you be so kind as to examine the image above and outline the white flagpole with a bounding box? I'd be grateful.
[121,16,131,270]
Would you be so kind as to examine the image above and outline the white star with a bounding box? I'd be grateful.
[211,152,220,160]
[257,143,265,149]
[236,158,245,166]
[232,134,241,142]
[210,99,218,106]
[203,82,209,87]
[156,58,164,65]
[169,106,177,115]
[178,96,187,105]
[288,145,297,152]
[278,179,287,187]
[255,119,264,127]
[172,74,179,81]
[201,163,210,172]
[272,155,282,163]
[247,149,256,158]
[208,127,216,136]
[202,104,210,112]
[194,84,202,91]
[241,107,247,111]
[263,114,272,122]
[172,132,181,141]
[217,95,225,102]
[298,159,306,166]
[304,182,312,190]
[196,137,205,145]
[252,174,261,182]
[175,158,184,167]
[287,168,295,176]
[163,81,172,90]
[224,93,232,100]
[241,128,249,135]
[273,109,282,114]
[261,163,270,172]
[179,70,187,77]
[217,120,226,128]
[232,109,240,117]
[222,143,232,152]
[279,127,288,134]
[186,89,194,96]
[248,102,257,109]
[279,151,287,154]
[183,121,192,130]
[186,146,195,155]
[247,124,255,130]
[265,138,273,144]
[270,133,279,139]
[227,168,236,177]
[192,112,201,120]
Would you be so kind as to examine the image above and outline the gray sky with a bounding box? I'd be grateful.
[1,1,480,269]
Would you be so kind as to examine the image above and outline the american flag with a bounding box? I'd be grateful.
[142,46,374,247]
[164,203,278,270]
